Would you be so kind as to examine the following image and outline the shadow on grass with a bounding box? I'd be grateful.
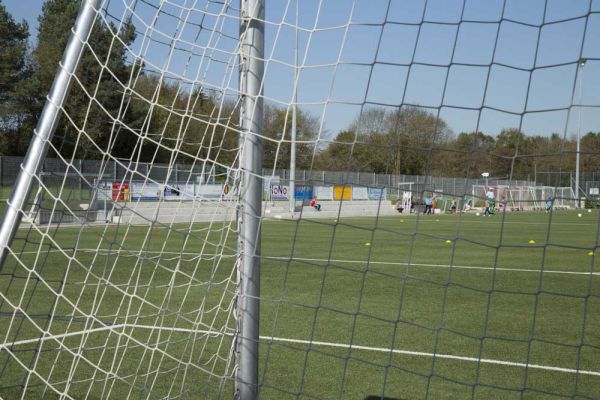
[364,397,401,400]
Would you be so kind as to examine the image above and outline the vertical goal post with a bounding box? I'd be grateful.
[0,0,101,272]
[237,0,264,398]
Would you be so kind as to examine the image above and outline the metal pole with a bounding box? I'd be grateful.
[237,0,264,398]
[289,0,298,215]
[0,0,100,271]
[575,59,585,208]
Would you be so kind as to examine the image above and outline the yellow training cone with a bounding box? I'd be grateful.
[445,240,452,244]
[588,251,594,256]
[529,240,536,244]
[365,242,371,246]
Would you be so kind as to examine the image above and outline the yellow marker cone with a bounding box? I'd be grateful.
[588,251,594,256]
[445,240,452,244]
[365,242,371,246]
[529,240,536,244]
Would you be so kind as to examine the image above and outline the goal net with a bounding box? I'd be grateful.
[472,184,578,211]
[0,1,599,399]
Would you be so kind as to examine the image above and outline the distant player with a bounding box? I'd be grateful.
[545,195,554,213]
[484,197,495,216]
[483,188,494,216]
[310,197,321,211]
[395,199,404,213]
[424,195,432,214]
[450,198,457,213]
[464,199,472,212]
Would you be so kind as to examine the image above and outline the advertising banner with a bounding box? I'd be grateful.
[164,183,195,201]
[131,182,161,201]
[368,187,387,200]
[295,185,313,202]
[314,185,333,200]
[222,183,238,200]
[196,184,225,200]
[352,186,369,200]
[333,185,352,201]
[271,184,289,201]
[97,181,112,200]
[97,182,226,201]
[112,182,130,201]
[264,176,280,193]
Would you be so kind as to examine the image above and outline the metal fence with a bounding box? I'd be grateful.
[2,155,594,201]
[267,168,536,198]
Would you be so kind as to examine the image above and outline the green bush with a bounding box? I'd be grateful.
[584,198,600,209]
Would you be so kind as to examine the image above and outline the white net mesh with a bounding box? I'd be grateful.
[1,0,600,399]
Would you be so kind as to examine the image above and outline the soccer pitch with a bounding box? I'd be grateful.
[1,210,599,399]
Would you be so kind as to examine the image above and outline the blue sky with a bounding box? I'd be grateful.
[4,0,600,141]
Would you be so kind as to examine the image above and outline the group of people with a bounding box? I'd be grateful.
[483,188,554,216]
[309,189,556,216]
[395,195,458,215]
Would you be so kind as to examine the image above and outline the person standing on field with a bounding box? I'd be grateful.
[450,198,457,213]
[424,194,432,214]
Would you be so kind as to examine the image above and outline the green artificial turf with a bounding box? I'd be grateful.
[0,210,599,399]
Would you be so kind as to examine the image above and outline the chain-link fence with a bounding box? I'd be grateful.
[0,155,215,201]
[267,168,535,198]
[2,155,593,202]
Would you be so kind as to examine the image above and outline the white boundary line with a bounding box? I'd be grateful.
[15,249,598,276]
[1,324,598,377]
[265,336,600,377]
[266,256,600,277]
[15,214,600,229]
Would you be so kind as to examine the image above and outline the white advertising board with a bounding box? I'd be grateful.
[96,181,112,200]
[196,184,225,200]
[314,185,333,200]
[352,186,369,200]
[164,183,196,200]
[131,182,161,200]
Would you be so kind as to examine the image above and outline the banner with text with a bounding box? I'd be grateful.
[368,187,387,200]
[271,184,289,201]
[164,184,195,201]
[131,182,161,201]
[295,185,313,202]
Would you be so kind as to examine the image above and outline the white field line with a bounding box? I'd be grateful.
[15,216,600,229]
[266,256,600,277]
[412,218,600,227]
[1,323,598,377]
[15,249,598,276]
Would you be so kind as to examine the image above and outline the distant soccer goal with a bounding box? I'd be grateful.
[472,185,577,211]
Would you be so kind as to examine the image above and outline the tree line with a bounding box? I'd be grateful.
[317,108,600,181]
[1,0,598,182]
